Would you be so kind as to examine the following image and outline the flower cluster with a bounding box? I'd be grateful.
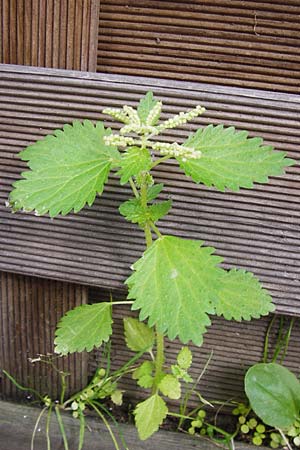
[102,107,130,124]
[104,134,136,147]
[157,105,205,131]
[150,141,201,161]
[120,123,158,136]
[146,101,162,126]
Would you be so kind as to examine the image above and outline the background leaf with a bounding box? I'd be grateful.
[134,394,168,440]
[54,302,112,354]
[178,125,294,191]
[126,235,223,345]
[123,317,155,352]
[9,120,119,216]
[117,147,152,185]
[137,92,158,123]
[177,347,193,370]
[245,363,300,428]
[214,269,275,321]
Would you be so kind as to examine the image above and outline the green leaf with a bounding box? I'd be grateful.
[9,120,120,217]
[54,302,113,355]
[117,147,152,185]
[119,198,146,225]
[132,361,154,388]
[148,200,172,222]
[111,389,124,406]
[214,269,275,321]
[177,347,193,369]
[123,317,155,352]
[245,363,300,428]
[137,92,158,123]
[158,374,181,399]
[134,394,168,440]
[178,125,295,191]
[147,183,164,201]
[119,198,171,225]
[126,235,223,345]
[171,364,193,383]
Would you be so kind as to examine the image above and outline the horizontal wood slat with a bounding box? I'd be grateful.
[97,0,300,93]
[0,0,99,71]
[0,272,88,400]
[0,64,299,315]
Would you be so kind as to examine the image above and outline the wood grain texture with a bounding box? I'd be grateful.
[0,272,88,400]
[97,0,300,93]
[0,1,99,401]
[0,0,100,71]
[0,65,298,315]
[0,400,239,450]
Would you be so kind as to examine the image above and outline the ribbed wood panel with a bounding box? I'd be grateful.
[97,0,300,93]
[0,64,299,316]
[89,288,300,406]
[0,0,100,71]
[0,272,88,400]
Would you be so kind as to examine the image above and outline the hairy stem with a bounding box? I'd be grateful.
[152,330,165,394]
[129,177,139,199]
[140,170,166,394]
[140,176,153,248]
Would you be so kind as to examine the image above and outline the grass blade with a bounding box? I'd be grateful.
[78,411,85,450]
[55,406,69,450]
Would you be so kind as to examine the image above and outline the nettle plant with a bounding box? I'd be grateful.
[8,92,294,440]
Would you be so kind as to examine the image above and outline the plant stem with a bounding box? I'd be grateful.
[129,177,139,199]
[150,221,162,238]
[279,317,295,364]
[60,371,67,405]
[263,315,276,363]
[140,171,166,394]
[152,330,165,394]
[88,402,121,450]
[151,155,170,169]
[277,428,293,450]
[31,407,47,450]
[140,177,153,248]
[55,406,69,450]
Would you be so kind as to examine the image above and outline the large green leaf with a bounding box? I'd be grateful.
[9,120,119,217]
[134,394,168,440]
[126,235,223,345]
[245,363,300,428]
[117,146,152,185]
[214,269,275,321]
[178,125,294,191]
[54,302,113,355]
[123,317,155,352]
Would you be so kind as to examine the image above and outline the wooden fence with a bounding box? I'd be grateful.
[0,0,299,405]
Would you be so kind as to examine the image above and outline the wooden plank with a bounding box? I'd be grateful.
[0,399,232,450]
[0,64,298,315]
[97,0,300,93]
[0,0,100,71]
[0,272,88,400]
